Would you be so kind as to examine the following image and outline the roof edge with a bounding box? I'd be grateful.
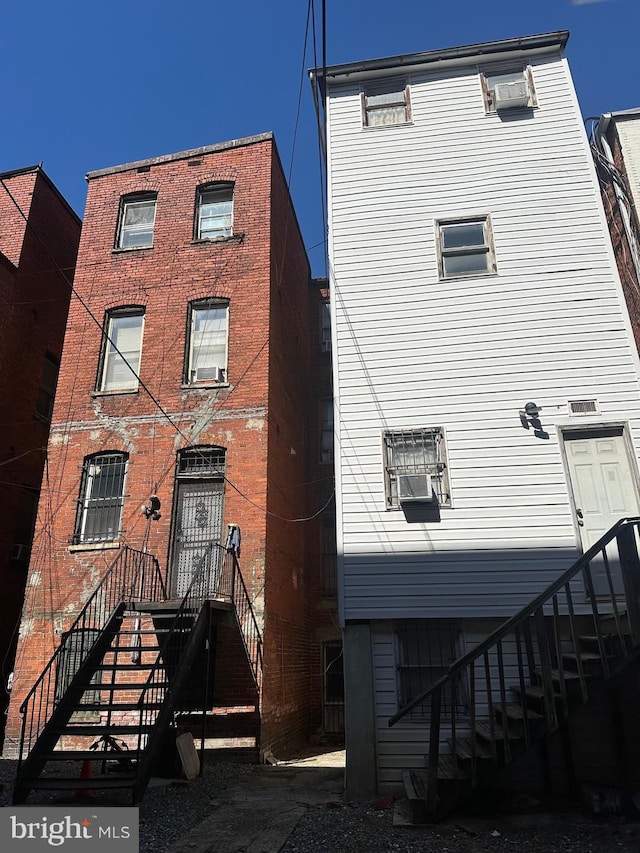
[311,31,570,83]
[86,132,275,181]
[0,164,81,227]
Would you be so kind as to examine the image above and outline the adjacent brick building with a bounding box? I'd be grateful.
[4,135,337,760]
[0,165,81,745]
[593,108,640,353]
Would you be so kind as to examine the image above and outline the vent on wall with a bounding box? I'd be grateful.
[569,399,598,415]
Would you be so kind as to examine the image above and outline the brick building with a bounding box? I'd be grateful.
[0,165,81,746]
[5,134,334,770]
[593,109,640,353]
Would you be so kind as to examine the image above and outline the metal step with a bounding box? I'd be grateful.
[52,724,154,736]
[36,750,142,762]
[450,735,493,761]
[73,702,163,712]
[26,776,136,791]
[496,703,543,722]
[475,720,521,742]
[75,682,169,690]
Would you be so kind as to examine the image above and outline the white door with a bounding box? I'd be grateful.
[564,427,639,597]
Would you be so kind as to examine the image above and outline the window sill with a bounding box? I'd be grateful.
[112,246,154,254]
[362,121,414,131]
[191,233,244,246]
[92,389,140,398]
[69,541,121,553]
[438,271,498,283]
[181,382,230,391]
[485,105,538,117]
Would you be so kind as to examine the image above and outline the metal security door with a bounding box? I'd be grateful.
[172,480,224,597]
[564,427,640,597]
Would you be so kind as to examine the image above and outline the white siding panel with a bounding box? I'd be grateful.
[327,51,640,621]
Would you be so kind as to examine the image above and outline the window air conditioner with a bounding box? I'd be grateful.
[193,366,224,383]
[494,81,530,111]
[398,473,436,505]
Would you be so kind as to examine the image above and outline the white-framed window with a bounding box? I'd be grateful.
[117,194,157,249]
[196,183,234,240]
[396,620,465,718]
[480,66,537,113]
[362,78,411,127]
[320,399,334,463]
[384,428,450,508]
[99,308,145,392]
[73,452,128,544]
[436,216,496,279]
[186,299,229,384]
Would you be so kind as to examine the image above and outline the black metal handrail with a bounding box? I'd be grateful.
[228,551,263,687]
[16,546,165,769]
[388,517,640,815]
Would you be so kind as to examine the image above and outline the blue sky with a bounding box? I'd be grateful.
[3,0,639,276]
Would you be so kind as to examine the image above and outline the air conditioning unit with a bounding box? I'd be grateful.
[398,473,436,505]
[192,366,224,383]
[11,543,30,562]
[494,80,530,111]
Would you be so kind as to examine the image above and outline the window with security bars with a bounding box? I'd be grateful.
[177,446,226,477]
[186,299,229,384]
[320,399,334,463]
[117,194,157,249]
[196,183,233,240]
[320,300,331,353]
[396,620,466,718]
[362,79,411,126]
[384,428,450,507]
[73,452,128,544]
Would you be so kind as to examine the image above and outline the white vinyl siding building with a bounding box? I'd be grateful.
[314,32,640,797]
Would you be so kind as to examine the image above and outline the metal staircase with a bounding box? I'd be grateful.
[13,542,263,805]
[391,518,640,822]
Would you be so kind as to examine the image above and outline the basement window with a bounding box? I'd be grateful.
[396,620,465,718]
[362,79,411,127]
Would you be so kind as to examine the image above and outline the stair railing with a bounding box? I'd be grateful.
[16,546,165,771]
[226,551,263,687]
[388,517,640,816]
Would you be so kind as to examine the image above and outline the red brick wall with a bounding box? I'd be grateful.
[4,139,318,760]
[0,169,80,748]
[601,127,640,354]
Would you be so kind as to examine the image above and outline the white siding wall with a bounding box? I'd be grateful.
[327,51,640,621]
[616,116,640,218]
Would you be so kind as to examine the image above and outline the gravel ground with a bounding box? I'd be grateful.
[2,757,640,853]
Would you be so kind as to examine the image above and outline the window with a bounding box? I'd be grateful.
[437,216,495,279]
[384,428,450,508]
[396,620,465,718]
[117,194,157,249]
[362,79,411,127]
[35,352,60,421]
[186,299,229,384]
[320,399,334,463]
[99,308,144,392]
[320,300,331,353]
[481,67,536,113]
[196,184,233,240]
[74,452,128,544]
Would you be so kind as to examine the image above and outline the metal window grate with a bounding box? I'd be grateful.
[178,447,226,477]
[74,452,128,544]
[385,429,449,506]
[396,619,465,718]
